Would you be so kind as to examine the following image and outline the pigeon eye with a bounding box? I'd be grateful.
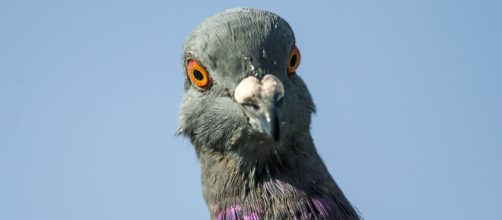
[187,59,210,89]
[287,45,301,74]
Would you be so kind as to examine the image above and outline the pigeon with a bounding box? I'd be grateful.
[178,8,360,220]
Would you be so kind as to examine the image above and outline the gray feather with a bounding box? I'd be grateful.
[178,8,360,220]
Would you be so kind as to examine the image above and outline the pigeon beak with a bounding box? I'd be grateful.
[240,98,282,141]
[258,100,281,141]
[234,75,285,141]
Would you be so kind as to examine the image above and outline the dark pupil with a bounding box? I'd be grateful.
[193,70,204,81]
[290,54,297,67]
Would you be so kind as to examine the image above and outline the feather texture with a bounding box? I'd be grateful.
[179,8,360,220]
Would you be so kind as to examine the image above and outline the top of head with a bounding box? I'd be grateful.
[182,8,296,90]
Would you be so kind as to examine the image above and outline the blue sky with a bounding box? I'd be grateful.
[1,0,501,219]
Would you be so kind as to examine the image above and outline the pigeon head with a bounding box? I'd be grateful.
[178,8,315,160]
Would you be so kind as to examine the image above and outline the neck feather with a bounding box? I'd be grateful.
[197,134,359,219]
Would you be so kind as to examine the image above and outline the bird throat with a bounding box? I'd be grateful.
[197,142,355,219]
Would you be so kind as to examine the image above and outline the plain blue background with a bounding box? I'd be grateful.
[1,0,501,219]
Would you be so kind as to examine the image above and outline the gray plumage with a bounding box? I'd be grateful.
[178,8,360,220]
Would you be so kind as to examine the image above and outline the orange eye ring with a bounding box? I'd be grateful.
[287,45,301,74]
[187,59,210,89]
